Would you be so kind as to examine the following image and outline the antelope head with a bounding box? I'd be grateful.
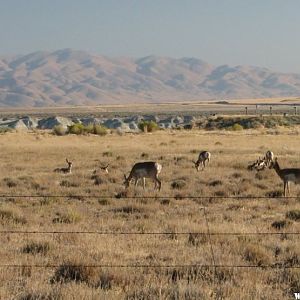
[193,160,200,171]
[123,174,130,189]
[66,158,73,168]
[100,164,109,174]
[269,157,278,169]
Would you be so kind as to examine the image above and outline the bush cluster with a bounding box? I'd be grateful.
[200,116,300,130]
[51,115,300,136]
[138,120,159,132]
[53,123,107,136]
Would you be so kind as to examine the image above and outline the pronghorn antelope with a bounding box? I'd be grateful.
[248,160,259,171]
[54,158,73,174]
[124,161,162,190]
[264,150,274,166]
[248,157,268,172]
[269,157,300,197]
[93,163,109,175]
[254,157,267,171]
[193,151,211,171]
[100,164,110,174]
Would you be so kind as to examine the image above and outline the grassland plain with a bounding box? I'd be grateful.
[0,129,300,299]
[0,96,299,118]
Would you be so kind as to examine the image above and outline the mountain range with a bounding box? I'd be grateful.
[0,49,300,107]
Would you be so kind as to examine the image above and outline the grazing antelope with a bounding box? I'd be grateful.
[269,157,300,197]
[100,164,110,174]
[193,151,211,171]
[93,160,110,174]
[93,164,109,174]
[265,150,274,166]
[124,162,162,191]
[54,158,73,174]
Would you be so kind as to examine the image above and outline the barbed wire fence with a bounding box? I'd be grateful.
[0,194,299,272]
[0,195,299,199]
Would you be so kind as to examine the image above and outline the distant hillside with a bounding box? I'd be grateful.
[0,49,300,107]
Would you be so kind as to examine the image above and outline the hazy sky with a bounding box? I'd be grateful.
[1,0,300,73]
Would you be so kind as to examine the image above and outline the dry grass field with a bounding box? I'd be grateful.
[0,128,300,299]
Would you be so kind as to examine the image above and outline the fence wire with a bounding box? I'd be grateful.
[0,231,299,235]
[0,194,299,271]
[0,194,299,199]
[0,264,299,269]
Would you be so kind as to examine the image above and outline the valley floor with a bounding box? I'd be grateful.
[0,129,299,299]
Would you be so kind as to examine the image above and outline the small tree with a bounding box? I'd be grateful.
[84,124,94,134]
[231,123,243,131]
[138,120,159,133]
[53,125,66,136]
[92,124,107,136]
[67,123,85,135]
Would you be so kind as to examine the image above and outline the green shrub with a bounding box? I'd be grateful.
[67,123,85,135]
[230,123,243,131]
[138,120,159,133]
[84,124,107,135]
[84,124,94,134]
[67,123,107,136]
[52,125,66,136]
[92,124,107,136]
